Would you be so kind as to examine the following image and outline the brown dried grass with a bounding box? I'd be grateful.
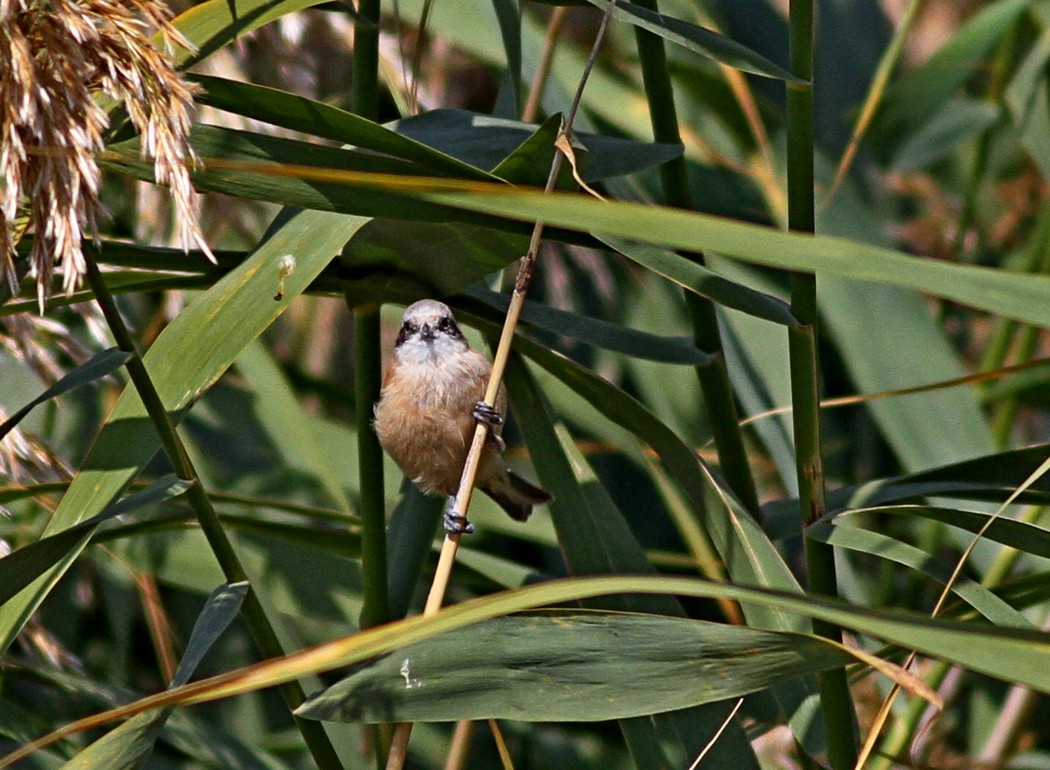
[0,0,210,306]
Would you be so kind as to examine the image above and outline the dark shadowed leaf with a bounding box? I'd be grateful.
[61,583,249,769]
[191,76,494,179]
[580,0,801,82]
[390,109,683,182]
[0,348,131,441]
[467,287,712,364]
[837,444,1050,509]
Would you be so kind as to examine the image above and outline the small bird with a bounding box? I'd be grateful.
[373,299,552,534]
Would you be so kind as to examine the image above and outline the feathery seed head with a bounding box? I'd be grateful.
[0,0,211,308]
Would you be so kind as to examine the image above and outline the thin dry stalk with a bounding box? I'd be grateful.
[442,720,474,770]
[522,6,568,123]
[383,7,615,769]
[857,456,1050,769]
[687,698,743,770]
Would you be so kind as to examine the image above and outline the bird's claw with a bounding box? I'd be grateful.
[472,401,503,427]
[443,506,475,535]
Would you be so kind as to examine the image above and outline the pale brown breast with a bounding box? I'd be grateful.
[374,348,507,497]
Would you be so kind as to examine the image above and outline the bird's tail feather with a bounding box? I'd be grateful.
[485,470,553,522]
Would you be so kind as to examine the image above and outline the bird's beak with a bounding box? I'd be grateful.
[419,323,435,340]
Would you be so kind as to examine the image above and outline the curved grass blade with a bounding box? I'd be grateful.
[467,287,712,364]
[504,354,756,767]
[25,573,1050,768]
[132,159,1048,330]
[0,476,190,608]
[61,582,249,770]
[488,324,807,626]
[159,573,1050,699]
[297,612,883,723]
[103,126,493,228]
[0,348,131,441]
[170,0,332,69]
[808,520,1029,627]
[191,76,494,180]
[837,444,1050,509]
[504,353,681,614]
[582,0,801,82]
[597,235,798,327]
[396,182,1050,329]
[857,505,1050,559]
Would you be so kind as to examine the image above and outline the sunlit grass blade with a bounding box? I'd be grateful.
[808,520,1029,626]
[19,572,1050,767]
[0,209,369,655]
[169,0,333,68]
[234,340,354,513]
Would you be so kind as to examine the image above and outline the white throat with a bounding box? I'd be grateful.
[396,333,467,370]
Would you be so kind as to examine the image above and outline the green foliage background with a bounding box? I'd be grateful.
[3,0,1050,768]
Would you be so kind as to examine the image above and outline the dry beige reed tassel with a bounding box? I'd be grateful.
[0,0,212,307]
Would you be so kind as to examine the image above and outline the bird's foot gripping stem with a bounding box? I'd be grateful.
[443,497,475,535]
[472,401,503,427]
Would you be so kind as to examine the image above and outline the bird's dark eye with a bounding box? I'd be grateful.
[437,317,453,332]
[395,321,418,347]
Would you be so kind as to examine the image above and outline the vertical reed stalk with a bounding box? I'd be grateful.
[355,305,389,632]
[628,0,762,521]
[85,256,343,770]
[351,0,390,635]
[350,2,389,763]
[982,208,1050,446]
[787,2,858,768]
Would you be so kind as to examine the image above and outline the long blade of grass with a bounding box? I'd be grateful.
[296,611,920,723]
[581,0,802,82]
[15,572,1050,769]
[60,582,249,769]
[0,208,368,654]
[0,348,131,441]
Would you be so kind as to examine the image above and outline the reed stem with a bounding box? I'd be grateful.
[86,256,343,770]
[787,1,858,767]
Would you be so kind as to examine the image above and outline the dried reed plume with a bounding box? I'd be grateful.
[0,0,212,307]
